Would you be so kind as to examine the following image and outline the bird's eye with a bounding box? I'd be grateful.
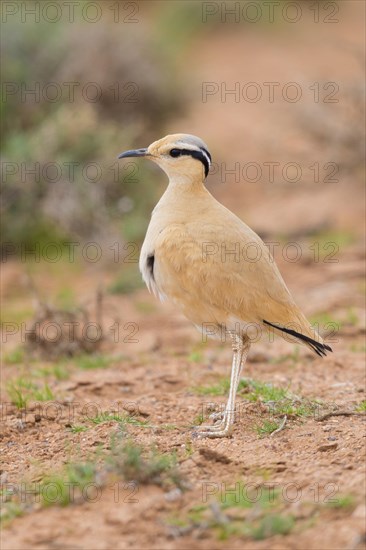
[169,149,181,158]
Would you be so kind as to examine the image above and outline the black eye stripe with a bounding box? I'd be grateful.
[200,147,212,163]
[186,150,210,179]
[168,147,211,178]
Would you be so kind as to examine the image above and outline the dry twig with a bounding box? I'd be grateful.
[270,415,288,437]
[315,411,366,422]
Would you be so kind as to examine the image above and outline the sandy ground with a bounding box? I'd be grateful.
[1,4,365,549]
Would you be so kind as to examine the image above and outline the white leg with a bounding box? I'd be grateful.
[209,337,244,423]
[194,334,250,438]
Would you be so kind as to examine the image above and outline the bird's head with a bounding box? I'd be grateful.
[118,134,212,183]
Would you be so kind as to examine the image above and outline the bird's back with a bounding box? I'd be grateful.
[140,184,322,347]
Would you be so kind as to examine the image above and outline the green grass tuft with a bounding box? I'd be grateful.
[3,347,25,365]
[356,400,366,412]
[36,363,69,381]
[68,425,89,433]
[0,501,24,526]
[188,350,203,363]
[255,419,281,437]
[89,412,150,428]
[6,378,54,408]
[326,494,356,510]
[183,485,295,541]
[192,413,205,426]
[238,378,289,402]
[41,462,98,507]
[108,438,183,488]
[192,378,230,396]
[251,514,295,540]
[73,354,116,370]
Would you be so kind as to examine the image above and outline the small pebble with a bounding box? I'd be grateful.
[165,488,182,502]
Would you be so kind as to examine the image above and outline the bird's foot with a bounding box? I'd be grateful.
[209,411,225,423]
[193,411,234,438]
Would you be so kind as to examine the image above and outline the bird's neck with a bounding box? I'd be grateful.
[165,177,208,199]
[153,178,210,215]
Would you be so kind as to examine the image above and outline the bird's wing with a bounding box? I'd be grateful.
[152,218,308,332]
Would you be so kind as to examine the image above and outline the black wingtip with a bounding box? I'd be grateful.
[263,320,333,358]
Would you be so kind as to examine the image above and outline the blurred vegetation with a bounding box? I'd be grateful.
[1,0,363,264]
[1,2,204,257]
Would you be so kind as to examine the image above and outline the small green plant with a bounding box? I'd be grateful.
[192,413,205,426]
[108,438,183,488]
[251,514,295,540]
[187,504,207,523]
[36,363,69,381]
[90,412,128,425]
[41,462,98,507]
[310,311,338,327]
[73,354,116,370]
[0,501,24,526]
[325,494,355,510]
[183,439,194,457]
[193,377,316,424]
[162,423,178,431]
[188,350,203,363]
[255,419,281,437]
[356,400,366,412]
[221,485,280,511]
[273,399,318,417]
[311,307,359,333]
[238,379,318,418]
[32,383,54,401]
[349,343,366,353]
[6,380,29,409]
[345,307,359,326]
[68,425,89,433]
[89,412,150,428]
[184,485,295,541]
[193,378,230,396]
[3,347,24,365]
[238,379,289,402]
[6,378,55,408]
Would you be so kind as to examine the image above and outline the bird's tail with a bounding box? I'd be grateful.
[262,319,333,357]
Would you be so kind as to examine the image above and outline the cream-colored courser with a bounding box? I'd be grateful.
[118,134,332,438]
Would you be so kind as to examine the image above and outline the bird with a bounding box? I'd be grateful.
[118,134,332,438]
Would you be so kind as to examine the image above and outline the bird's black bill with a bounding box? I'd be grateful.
[118,148,148,159]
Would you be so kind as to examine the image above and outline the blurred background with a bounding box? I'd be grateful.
[2,1,364,310]
[1,2,366,547]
